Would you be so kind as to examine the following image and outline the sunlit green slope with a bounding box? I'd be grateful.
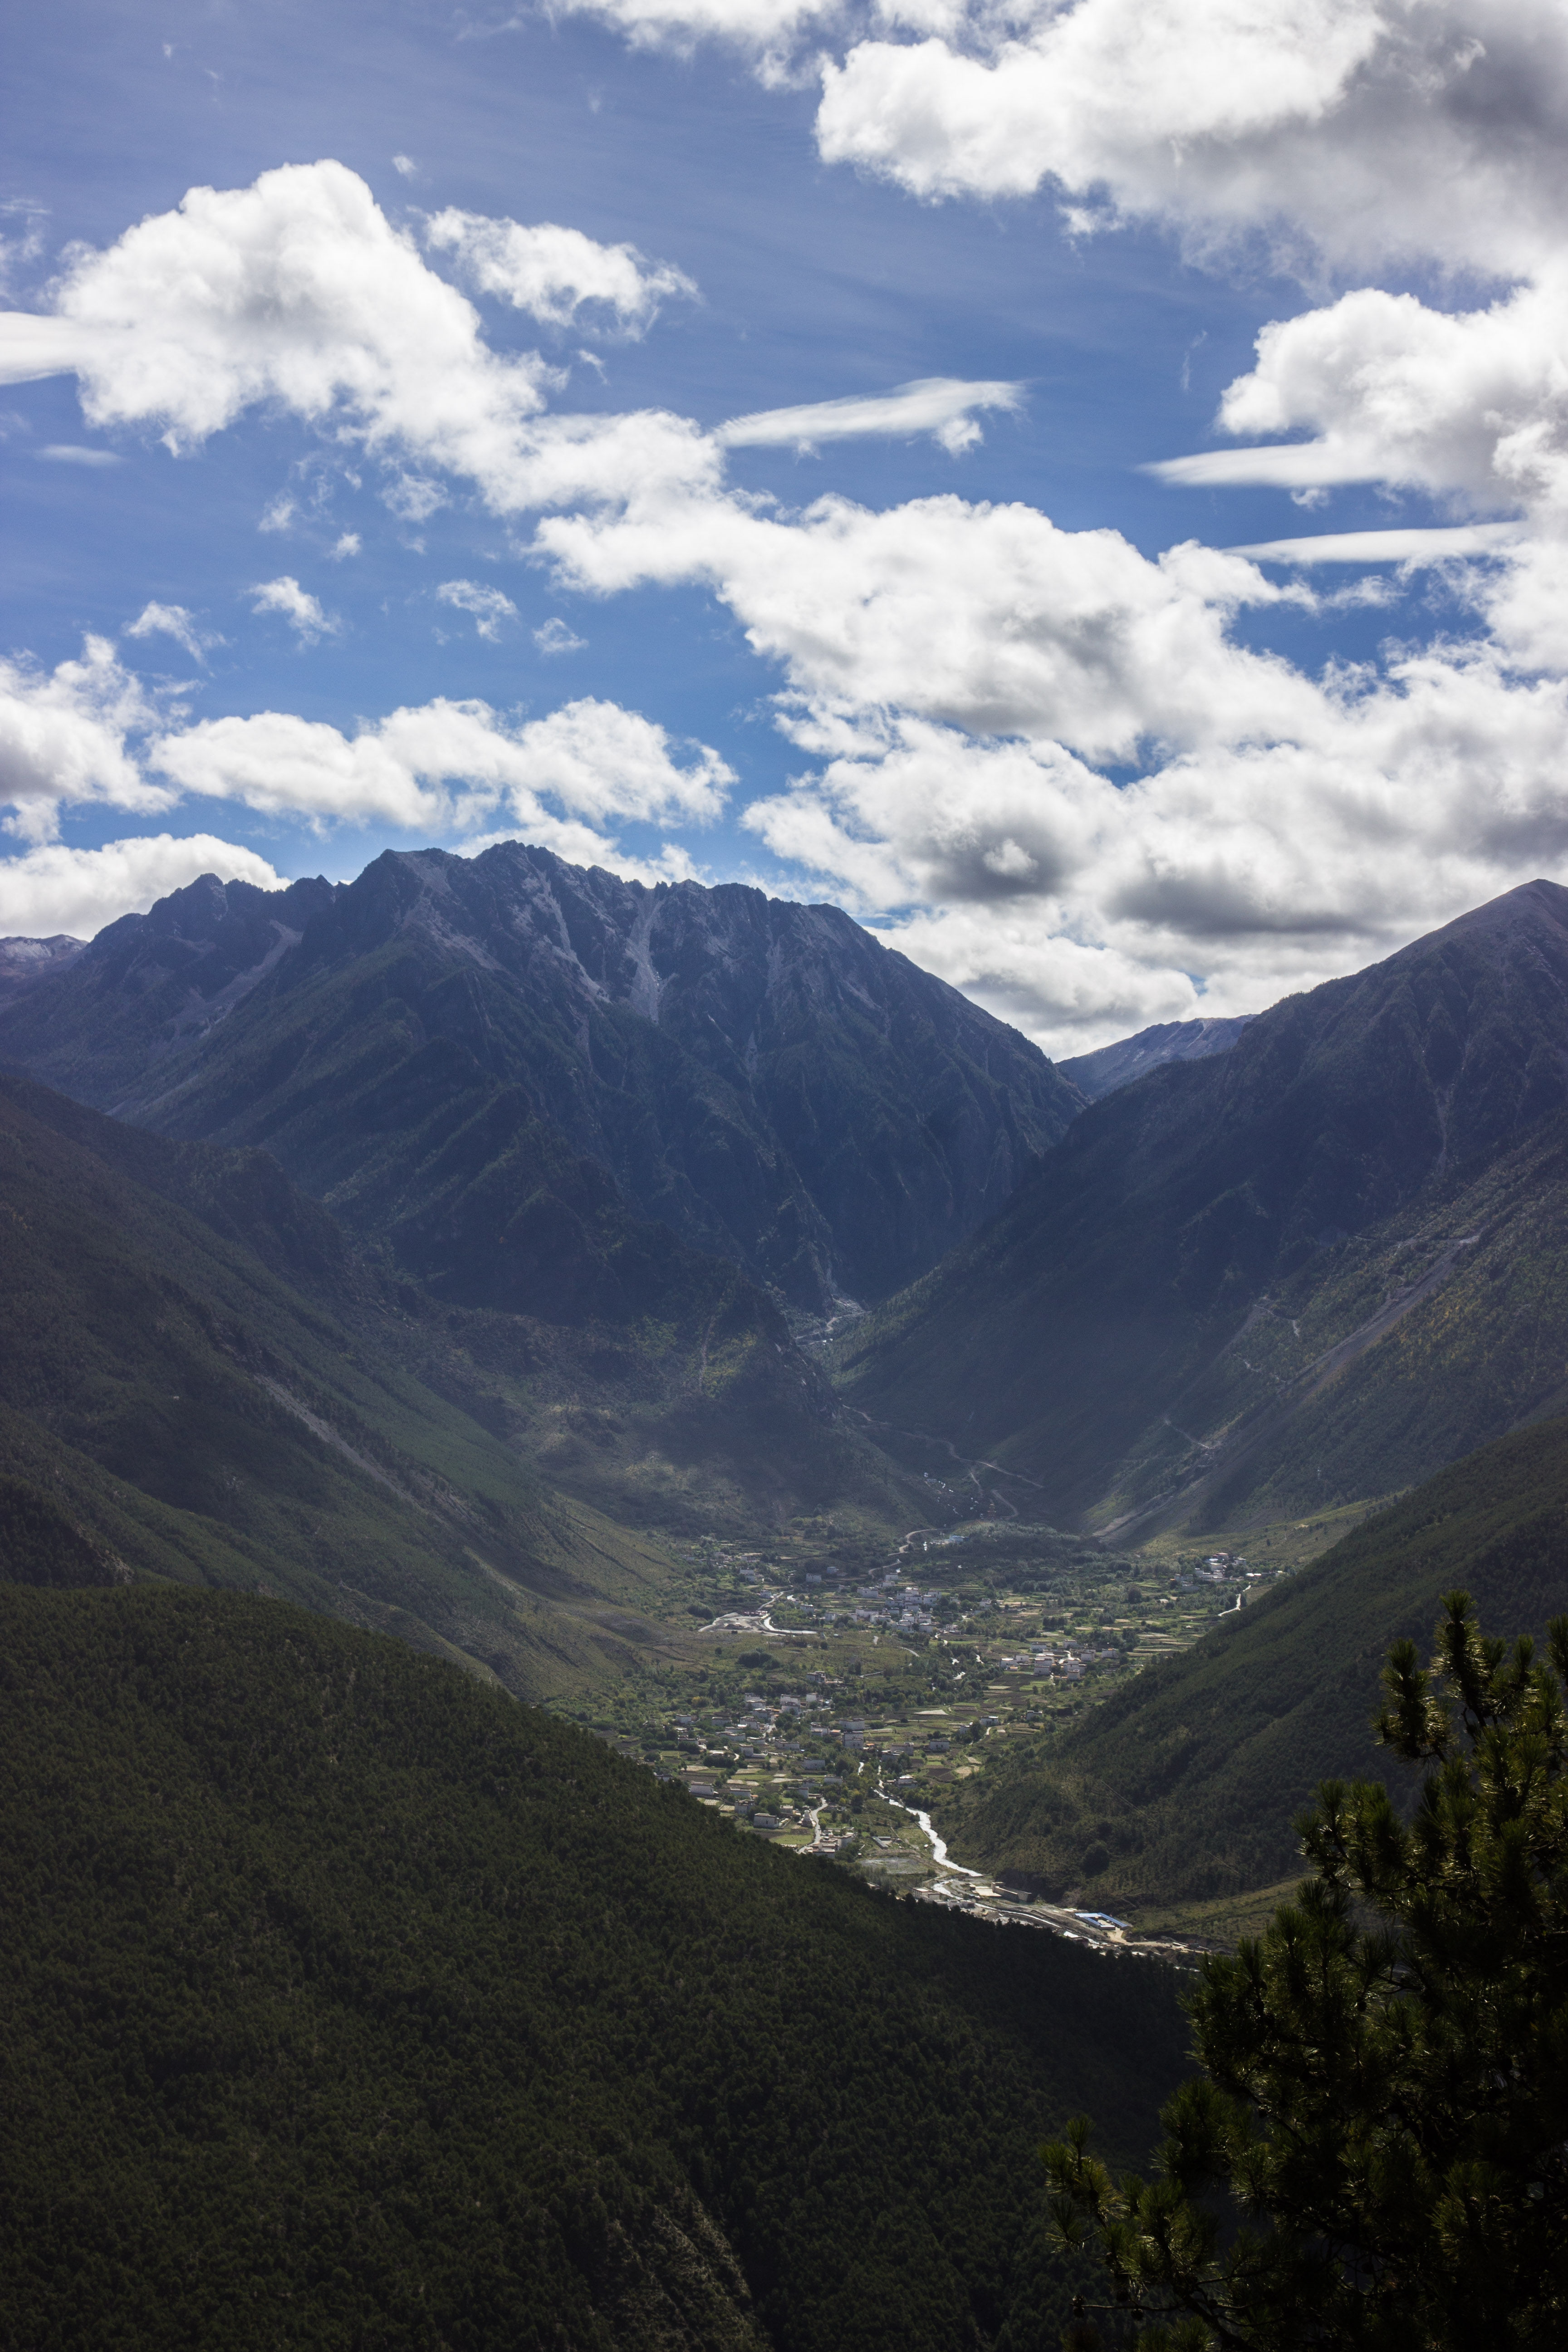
[941,1414,1568,1913]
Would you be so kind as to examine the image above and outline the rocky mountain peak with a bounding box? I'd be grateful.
[0,841,1082,1314]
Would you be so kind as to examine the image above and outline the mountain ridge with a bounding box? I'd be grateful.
[1057,1013,1253,1102]
[0,1066,889,1679]
[0,843,1080,1315]
[834,877,1568,1528]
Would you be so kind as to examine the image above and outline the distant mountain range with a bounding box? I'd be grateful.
[1058,1014,1253,1102]
[0,844,1080,1315]
[0,932,85,1005]
[835,879,1568,1534]
[12,856,1568,1549]
[12,845,1568,2196]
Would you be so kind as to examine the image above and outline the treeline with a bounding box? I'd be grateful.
[0,1587,1187,2351]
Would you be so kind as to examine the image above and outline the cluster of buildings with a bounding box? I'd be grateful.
[843,1580,942,1633]
[994,1642,1119,1680]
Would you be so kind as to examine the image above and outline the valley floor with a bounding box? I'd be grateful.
[544,1503,1359,1951]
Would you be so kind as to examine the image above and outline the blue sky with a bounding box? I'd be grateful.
[3,0,1566,1050]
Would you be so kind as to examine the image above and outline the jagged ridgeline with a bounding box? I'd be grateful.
[835,879,1568,1536]
[942,1413,1568,1921]
[0,1585,1187,2352]
[0,843,1080,1313]
[0,846,1083,1534]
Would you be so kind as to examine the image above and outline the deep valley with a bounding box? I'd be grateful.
[7,855,1568,2345]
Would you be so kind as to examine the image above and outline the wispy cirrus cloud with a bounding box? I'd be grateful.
[126,601,224,661]
[436,578,518,638]
[1225,525,1525,567]
[718,376,1021,456]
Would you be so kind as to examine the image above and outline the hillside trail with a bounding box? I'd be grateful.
[845,1405,1045,1526]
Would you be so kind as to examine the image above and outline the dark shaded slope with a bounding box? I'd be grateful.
[0,1586,1187,2352]
[0,845,1078,1311]
[0,1068,364,1304]
[4,1062,915,1544]
[838,880,1568,1521]
[0,1073,705,1694]
[1117,1105,1568,1536]
[947,1416,1568,1911]
[0,1470,128,1588]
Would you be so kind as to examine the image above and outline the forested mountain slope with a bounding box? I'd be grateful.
[836,879,1568,1527]
[945,1414,1568,1913]
[0,845,1079,1313]
[0,1584,1187,2352]
[0,1068,887,1684]
[0,1068,922,1548]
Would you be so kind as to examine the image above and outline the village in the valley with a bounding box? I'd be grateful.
[557,1502,1355,1959]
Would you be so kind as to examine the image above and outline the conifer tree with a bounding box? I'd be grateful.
[1044,1592,1568,2349]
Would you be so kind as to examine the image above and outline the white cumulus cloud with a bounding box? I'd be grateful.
[742,646,1568,1052]
[1155,271,1568,515]
[532,465,1568,1048]
[0,163,720,520]
[0,161,551,487]
[250,576,336,642]
[10,121,1568,1051]
[426,210,697,336]
[151,693,732,848]
[811,1,1568,282]
[540,489,1320,759]
[0,833,288,941]
[0,637,173,844]
[554,0,1568,289]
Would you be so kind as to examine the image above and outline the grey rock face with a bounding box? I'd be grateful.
[0,843,1080,1313]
